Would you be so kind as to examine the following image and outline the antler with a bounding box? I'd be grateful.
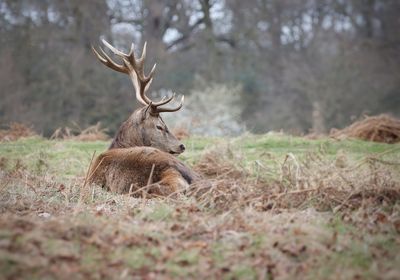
[91,39,184,113]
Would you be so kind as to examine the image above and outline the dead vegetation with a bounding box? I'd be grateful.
[50,122,109,141]
[0,123,36,141]
[0,137,399,279]
[185,145,400,214]
[187,147,273,211]
[331,114,400,144]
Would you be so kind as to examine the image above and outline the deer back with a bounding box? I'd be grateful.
[89,147,199,194]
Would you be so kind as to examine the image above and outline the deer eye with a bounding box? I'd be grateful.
[156,125,164,131]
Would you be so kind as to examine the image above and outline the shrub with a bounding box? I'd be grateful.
[162,82,246,136]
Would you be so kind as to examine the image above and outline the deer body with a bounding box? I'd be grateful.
[88,40,198,196]
[90,147,196,195]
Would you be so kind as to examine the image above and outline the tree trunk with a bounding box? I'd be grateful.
[312,100,325,134]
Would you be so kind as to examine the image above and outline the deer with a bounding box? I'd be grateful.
[88,39,199,196]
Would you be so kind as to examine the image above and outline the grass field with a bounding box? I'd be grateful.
[0,134,399,279]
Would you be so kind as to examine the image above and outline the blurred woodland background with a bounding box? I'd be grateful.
[0,0,399,136]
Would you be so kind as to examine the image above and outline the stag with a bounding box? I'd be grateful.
[88,39,199,195]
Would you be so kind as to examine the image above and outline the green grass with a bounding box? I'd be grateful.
[1,134,397,176]
[236,133,398,163]
[0,137,107,178]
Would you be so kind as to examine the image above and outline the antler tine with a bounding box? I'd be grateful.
[101,39,138,74]
[152,92,175,107]
[140,41,147,62]
[139,63,156,92]
[131,41,148,81]
[128,43,135,56]
[91,46,107,63]
[147,63,157,81]
[91,46,127,73]
[102,39,129,58]
[156,95,185,113]
[126,43,136,65]
[140,63,156,90]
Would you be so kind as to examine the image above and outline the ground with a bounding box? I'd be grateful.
[0,134,399,279]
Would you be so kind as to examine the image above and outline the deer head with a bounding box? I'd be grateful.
[92,39,185,155]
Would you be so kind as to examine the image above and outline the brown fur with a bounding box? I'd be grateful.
[89,147,199,196]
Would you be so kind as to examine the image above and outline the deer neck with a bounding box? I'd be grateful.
[108,110,150,150]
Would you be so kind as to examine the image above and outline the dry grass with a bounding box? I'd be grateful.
[185,145,400,214]
[186,147,275,211]
[331,114,400,144]
[0,123,36,141]
[50,122,109,141]
[0,136,399,279]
